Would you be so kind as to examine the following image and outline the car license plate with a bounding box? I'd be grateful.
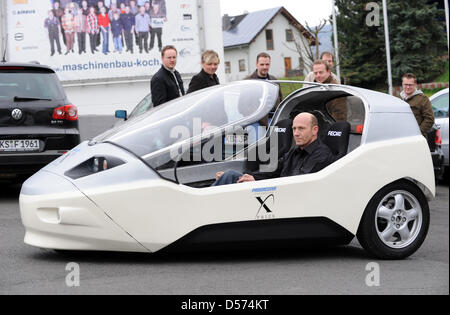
[224,134,248,145]
[0,139,40,152]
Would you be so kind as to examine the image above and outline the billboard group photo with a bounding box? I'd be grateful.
[7,0,201,81]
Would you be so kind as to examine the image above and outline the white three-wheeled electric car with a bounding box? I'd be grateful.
[20,81,434,259]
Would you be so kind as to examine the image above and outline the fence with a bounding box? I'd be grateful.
[393,82,449,96]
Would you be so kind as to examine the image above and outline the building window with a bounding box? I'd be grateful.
[225,61,231,74]
[239,59,246,72]
[286,29,294,42]
[266,29,274,50]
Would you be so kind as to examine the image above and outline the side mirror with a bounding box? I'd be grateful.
[115,110,127,120]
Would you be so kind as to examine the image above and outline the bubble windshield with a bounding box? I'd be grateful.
[94,81,279,168]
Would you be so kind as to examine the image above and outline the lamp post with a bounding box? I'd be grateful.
[445,0,449,53]
[331,0,341,81]
[382,0,393,95]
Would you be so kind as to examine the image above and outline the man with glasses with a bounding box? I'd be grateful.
[400,73,435,137]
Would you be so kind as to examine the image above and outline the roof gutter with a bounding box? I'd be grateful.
[223,44,250,50]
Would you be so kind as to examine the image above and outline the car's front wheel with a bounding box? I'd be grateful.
[357,180,430,260]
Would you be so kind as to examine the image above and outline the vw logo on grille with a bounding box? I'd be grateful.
[11,109,23,120]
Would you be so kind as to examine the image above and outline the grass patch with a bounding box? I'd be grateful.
[435,62,449,83]
[279,76,305,99]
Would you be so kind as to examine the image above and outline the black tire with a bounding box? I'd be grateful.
[357,180,430,260]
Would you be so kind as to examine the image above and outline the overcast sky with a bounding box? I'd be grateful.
[219,0,334,26]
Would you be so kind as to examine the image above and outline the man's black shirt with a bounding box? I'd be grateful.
[251,139,334,180]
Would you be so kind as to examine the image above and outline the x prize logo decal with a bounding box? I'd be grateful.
[252,187,277,220]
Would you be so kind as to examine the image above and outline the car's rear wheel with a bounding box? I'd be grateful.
[357,180,430,260]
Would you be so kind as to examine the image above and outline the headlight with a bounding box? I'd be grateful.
[92,157,108,173]
[64,156,125,179]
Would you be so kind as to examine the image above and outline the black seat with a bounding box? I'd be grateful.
[323,122,351,161]
[251,118,293,170]
[271,118,293,159]
[426,124,438,152]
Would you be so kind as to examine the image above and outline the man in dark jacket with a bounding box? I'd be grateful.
[245,52,283,126]
[187,50,220,93]
[44,10,62,56]
[400,73,435,137]
[246,52,283,107]
[120,6,135,53]
[151,45,185,106]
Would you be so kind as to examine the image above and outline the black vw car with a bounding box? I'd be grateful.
[0,63,80,181]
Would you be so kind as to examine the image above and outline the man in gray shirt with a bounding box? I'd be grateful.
[135,6,150,53]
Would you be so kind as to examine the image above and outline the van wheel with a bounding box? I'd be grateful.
[357,180,430,260]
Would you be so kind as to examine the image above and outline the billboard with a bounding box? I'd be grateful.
[6,0,201,81]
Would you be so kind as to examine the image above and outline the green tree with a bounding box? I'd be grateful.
[334,0,446,89]
[389,1,446,84]
[334,1,386,88]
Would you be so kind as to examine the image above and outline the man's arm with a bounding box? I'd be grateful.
[331,72,341,84]
[187,74,202,94]
[300,149,334,175]
[420,97,435,136]
[304,71,314,82]
[151,76,167,106]
[250,153,286,181]
[237,174,255,183]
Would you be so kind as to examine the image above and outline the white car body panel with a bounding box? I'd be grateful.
[20,137,434,253]
[19,81,435,254]
[20,176,148,253]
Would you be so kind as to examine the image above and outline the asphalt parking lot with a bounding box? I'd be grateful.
[0,179,448,295]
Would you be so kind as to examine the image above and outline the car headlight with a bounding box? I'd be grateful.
[92,156,108,173]
[64,156,125,179]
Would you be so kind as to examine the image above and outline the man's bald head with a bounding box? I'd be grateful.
[292,112,319,149]
[293,112,318,128]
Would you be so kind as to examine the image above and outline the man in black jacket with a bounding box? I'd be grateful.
[246,52,282,107]
[151,45,185,106]
[245,52,282,126]
[212,112,334,186]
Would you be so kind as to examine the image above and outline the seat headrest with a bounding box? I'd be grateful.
[323,122,351,159]
[271,119,293,159]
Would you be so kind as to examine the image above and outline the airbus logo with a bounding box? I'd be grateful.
[12,9,36,15]
[328,131,342,137]
[11,109,23,120]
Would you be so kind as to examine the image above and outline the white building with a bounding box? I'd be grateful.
[222,7,315,82]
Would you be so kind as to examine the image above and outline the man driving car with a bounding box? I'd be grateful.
[211,112,334,186]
